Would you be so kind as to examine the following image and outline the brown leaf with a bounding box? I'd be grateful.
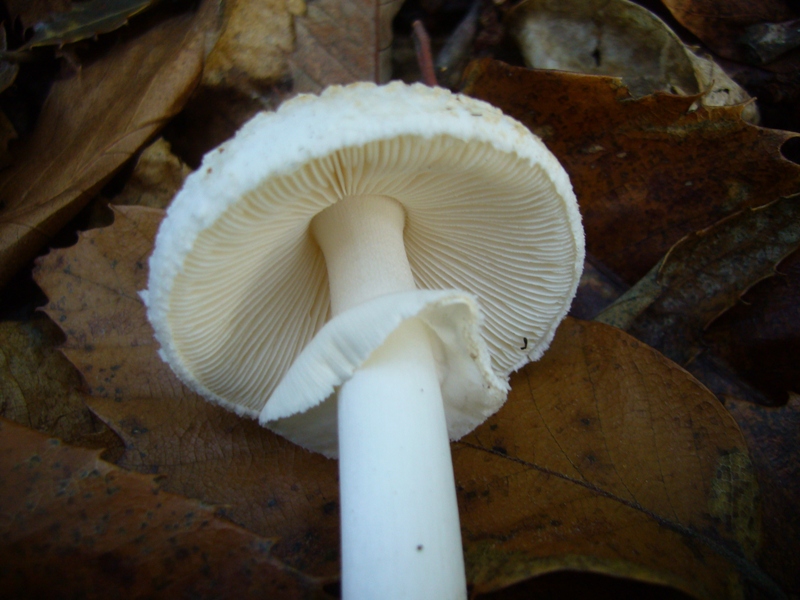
[5,0,72,30]
[19,0,155,50]
[569,255,628,320]
[0,111,17,170]
[289,0,405,93]
[172,0,405,166]
[0,315,119,452]
[457,319,774,599]
[703,248,800,405]
[508,0,757,121]
[166,0,296,166]
[461,59,800,283]
[0,5,208,288]
[34,206,342,577]
[35,207,780,596]
[724,394,800,595]
[596,195,800,366]
[0,417,330,599]
[0,27,19,96]
[660,0,798,64]
[83,137,191,230]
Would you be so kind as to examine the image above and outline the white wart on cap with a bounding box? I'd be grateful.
[143,81,585,457]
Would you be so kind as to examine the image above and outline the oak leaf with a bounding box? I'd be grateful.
[290,0,404,93]
[704,248,800,405]
[0,315,117,450]
[19,0,155,50]
[596,195,800,366]
[35,206,775,596]
[5,1,72,30]
[0,417,330,599]
[0,3,210,288]
[725,394,800,596]
[659,0,798,64]
[34,206,342,577]
[461,59,800,283]
[457,319,772,599]
[508,0,756,121]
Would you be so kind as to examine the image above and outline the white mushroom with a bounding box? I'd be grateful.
[143,82,584,600]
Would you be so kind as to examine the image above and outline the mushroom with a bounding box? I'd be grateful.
[143,82,584,599]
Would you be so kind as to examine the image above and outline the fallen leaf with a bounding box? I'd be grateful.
[73,136,190,229]
[0,111,16,170]
[0,315,120,452]
[508,0,757,121]
[36,206,782,597]
[703,248,800,405]
[19,0,155,50]
[171,0,407,166]
[165,0,296,166]
[5,0,72,30]
[0,417,330,599]
[660,0,798,64]
[0,4,209,288]
[457,319,775,600]
[0,27,19,96]
[595,195,800,366]
[569,255,628,320]
[462,59,800,283]
[289,0,405,92]
[34,206,342,577]
[724,394,800,596]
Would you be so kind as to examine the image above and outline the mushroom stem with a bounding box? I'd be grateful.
[312,195,468,599]
[311,195,417,316]
[338,318,466,599]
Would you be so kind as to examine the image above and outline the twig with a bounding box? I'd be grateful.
[412,20,438,87]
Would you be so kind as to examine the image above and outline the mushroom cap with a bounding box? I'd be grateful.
[143,82,584,451]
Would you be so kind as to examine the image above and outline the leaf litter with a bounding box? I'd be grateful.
[462,59,800,284]
[32,207,780,598]
[0,417,331,599]
[0,1,213,288]
[3,1,800,596]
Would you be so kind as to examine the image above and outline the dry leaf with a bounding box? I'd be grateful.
[0,111,16,170]
[0,4,209,288]
[169,0,406,165]
[703,248,800,405]
[569,255,628,320]
[0,27,19,96]
[462,59,800,283]
[596,195,800,366]
[725,394,800,596]
[508,0,757,121]
[5,0,72,30]
[34,206,342,577]
[289,0,405,93]
[0,315,118,451]
[19,0,155,50]
[660,0,798,64]
[0,417,330,599]
[456,319,776,600]
[166,0,296,166]
[36,206,782,596]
